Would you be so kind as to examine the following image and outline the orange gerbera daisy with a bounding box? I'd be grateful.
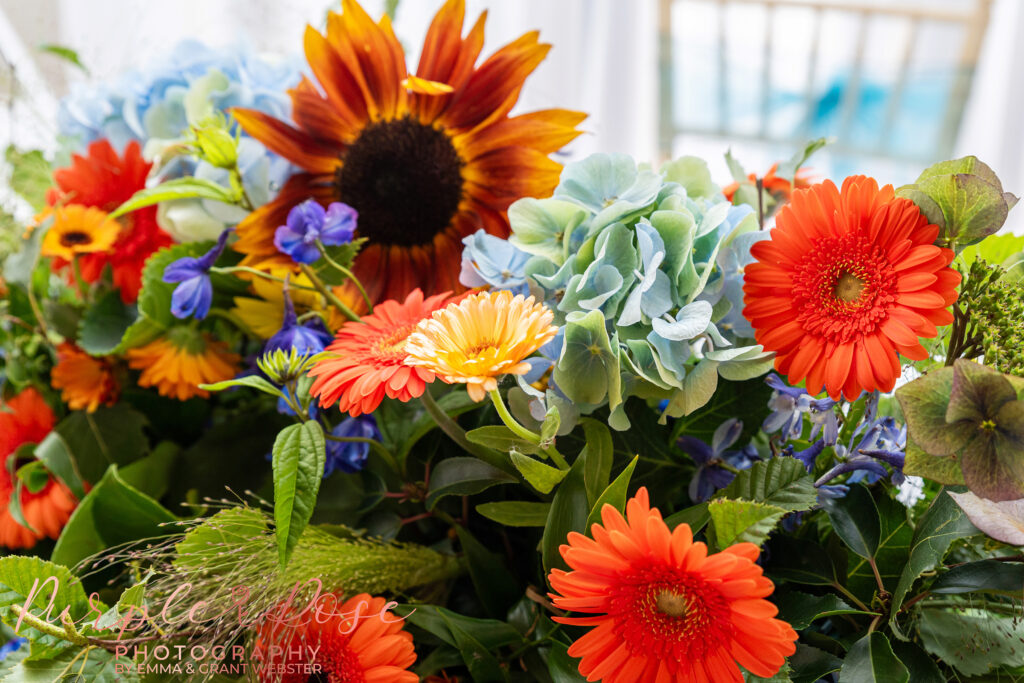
[0,388,79,549]
[404,290,557,402]
[722,163,813,203]
[40,205,120,261]
[743,176,960,400]
[125,329,240,401]
[230,0,585,302]
[548,488,797,683]
[309,288,458,416]
[50,343,119,412]
[46,139,172,302]
[253,593,417,683]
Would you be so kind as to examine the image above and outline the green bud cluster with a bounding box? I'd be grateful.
[961,260,1024,376]
[257,347,326,384]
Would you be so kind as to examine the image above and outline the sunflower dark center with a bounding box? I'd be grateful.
[335,115,464,248]
[60,231,93,246]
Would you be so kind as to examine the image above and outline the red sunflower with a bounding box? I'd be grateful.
[231,0,585,302]
[46,139,172,302]
[743,176,960,400]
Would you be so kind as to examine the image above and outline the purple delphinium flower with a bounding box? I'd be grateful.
[0,637,26,661]
[274,199,357,264]
[264,291,332,355]
[784,438,826,472]
[325,415,381,476]
[162,229,231,320]
[762,374,838,445]
[677,418,760,502]
[815,416,907,492]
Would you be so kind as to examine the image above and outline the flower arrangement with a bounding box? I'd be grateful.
[1,1,1023,681]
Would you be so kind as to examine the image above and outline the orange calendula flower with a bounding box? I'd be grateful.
[404,290,557,402]
[126,329,240,401]
[0,388,78,549]
[309,288,459,416]
[51,343,119,412]
[46,139,172,302]
[549,488,797,683]
[743,176,960,400]
[254,593,417,683]
[230,0,585,302]
[41,205,119,260]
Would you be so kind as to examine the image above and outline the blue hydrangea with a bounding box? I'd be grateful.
[459,230,532,296]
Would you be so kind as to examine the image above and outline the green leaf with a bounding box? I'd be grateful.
[708,499,786,548]
[887,641,943,683]
[542,452,589,574]
[396,604,522,652]
[901,441,964,485]
[580,418,613,505]
[425,457,516,509]
[109,177,238,219]
[889,490,978,637]
[49,405,149,484]
[271,421,326,568]
[664,502,710,534]
[554,309,620,407]
[822,484,880,560]
[0,557,91,660]
[745,666,792,683]
[440,610,509,683]
[37,44,88,73]
[308,237,367,286]
[540,405,561,444]
[767,535,842,587]
[585,456,638,530]
[773,591,874,630]
[15,462,50,495]
[51,465,177,569]
[475,501,551,527]
[454,526,519,618]
[547,640,587,683]
[198,374,286,400]
[845,494,912,601]
[919,608,1024,676]
[914,172,1010,247]
[466,426,540,455]
[1,646,136,682]
[930,559,1024,595]
[956,232,1024,268]
[664,359,719,417]
[838,632,909,683]
[77,290,136,356]
[789,644,842,683]
[774,138,829,183]
[510,451,567,494]
[896,367,966,456]
[118,441,179,499]
[4,146,51,211]
[714,457,817,512]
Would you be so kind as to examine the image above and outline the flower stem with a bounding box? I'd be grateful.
[324,433,401,474]
[210,266,319,292]
[419,390,513,473]
[317,242,373,313]
[299,263,360,322]
[488,389,569,470]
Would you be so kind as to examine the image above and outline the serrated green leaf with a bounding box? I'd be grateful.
[510,451,566,494]
[0,557,90,661]
[889,490,978,637]
[708,499,787,548]
[919,608,1024,676]
[839,632,908,683]
[1,646,136,682]
[475,501,551,527]
[425,457,516,510]
[109,177,238,219]
[714,457,817,512]
[271,421,326,568]
[4,146,51,212]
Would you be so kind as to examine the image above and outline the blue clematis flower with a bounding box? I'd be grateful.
[784,438,827,472]
[0,637,25,661]
[677,418,760,502]
[325,415,381,476]
[815,416,907,491]
[762,374,838,445]
[274,200,357,264]
[264,291,332,356]
[163,228,231,320]
[459,229,532,296]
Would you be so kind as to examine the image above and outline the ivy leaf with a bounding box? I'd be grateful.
[425,458,516,510]
[271,421,326,568]
[475,501,551,527]
[889,490,977,637]
[838,632,909,683]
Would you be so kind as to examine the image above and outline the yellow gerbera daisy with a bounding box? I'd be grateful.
[404,290,557,401]
[125,329,240,401]
[231,269,364,338]
[40,205,119,261]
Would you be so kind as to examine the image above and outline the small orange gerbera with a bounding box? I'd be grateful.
[722,163,813,203]
[404,290,557,402]
[548,488,797,682]
[125,329,240,401]
[309,288,459,416]
[744,176,960,400]
[253,593,417,683]
[51,343,119,412]
[40,205,119,261]
[230,0,585,302]
[0,388,79,549]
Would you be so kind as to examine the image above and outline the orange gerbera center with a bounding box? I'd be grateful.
[336,115,465,248]
[791,233,897,344]
[613,566,732,661]
[373,324,417,359]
